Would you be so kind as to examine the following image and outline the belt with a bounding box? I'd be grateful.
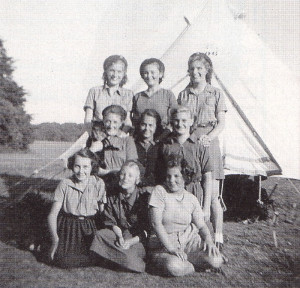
[197,122,215,128]
[61,211,96,220]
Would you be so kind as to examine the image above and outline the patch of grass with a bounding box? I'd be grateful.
[0,141,299,287]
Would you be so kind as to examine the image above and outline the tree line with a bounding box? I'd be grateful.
[32,123,86,142]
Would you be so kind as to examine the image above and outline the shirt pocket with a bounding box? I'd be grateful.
[205,94,216,107]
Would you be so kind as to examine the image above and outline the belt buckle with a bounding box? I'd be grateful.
[78,216,85,220]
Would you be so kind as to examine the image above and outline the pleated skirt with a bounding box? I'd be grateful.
[53,212,97,268]
[90,228,146,273]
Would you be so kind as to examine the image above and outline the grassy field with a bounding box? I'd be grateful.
[0,141,299,288]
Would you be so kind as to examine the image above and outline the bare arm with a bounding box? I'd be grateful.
[192,205,220,257]
[47,201,62,259]
[150,207,176,252]
[207,111,225,140]
[84,108,93,124]
[201,171,212,222]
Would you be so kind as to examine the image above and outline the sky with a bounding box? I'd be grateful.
[1,0,299,124]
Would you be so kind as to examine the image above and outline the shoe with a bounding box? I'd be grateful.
[216,242,229,264]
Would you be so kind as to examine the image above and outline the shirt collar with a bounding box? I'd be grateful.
[166,132,196,144]
[142,87,162,98]
[67,175,96,193]
[103,84,122,96]
[187,83,213,95]
[120,187,138,207]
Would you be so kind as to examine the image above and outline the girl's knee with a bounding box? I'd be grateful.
[165,257,195,277]
[205,254,223,269]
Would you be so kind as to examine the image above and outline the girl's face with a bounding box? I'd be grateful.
[139,115,157,141]
[106,60,125,87]
[73,155,92,182]
[171,111,193,136]
[141,63,162,87]
[188,60,208,84]
[165,166,185,193]
[104,113,123,136]
[119,166,139,191]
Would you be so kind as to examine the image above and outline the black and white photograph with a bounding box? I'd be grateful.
[0,0,299,287]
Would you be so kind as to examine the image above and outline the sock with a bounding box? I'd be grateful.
[215,233,223,244]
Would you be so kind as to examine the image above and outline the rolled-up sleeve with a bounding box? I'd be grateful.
[84,88,95,111]
[215,89,227,114]
[149,185,166,209]
[199,145,213,174]
[53,180,66,203]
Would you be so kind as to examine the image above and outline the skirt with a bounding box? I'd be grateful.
[194,126,224,180]
[148,223,205,267]
[54,212,97,268]
[90,228,146,272]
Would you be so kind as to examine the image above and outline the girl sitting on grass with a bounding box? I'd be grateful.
[47,148,106,268]
[90,160,150,273]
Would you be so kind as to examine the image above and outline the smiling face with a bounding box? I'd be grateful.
[141,63,162,87]
[103,112,123,136]
[171,111,193,136]
[139,115,157,141]
[119,165,140,191]
[105,60,126,87]
[165,166,185,193]
[188,59,208,84]
[73,155,92,182]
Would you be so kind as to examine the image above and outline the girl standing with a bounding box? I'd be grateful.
[178,52,227,250]
[47,148,106,268]
[131,58,177,130]
[84,55,133,126]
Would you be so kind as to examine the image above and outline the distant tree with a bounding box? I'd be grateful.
[0,39,33,150]
[33,122,86,142]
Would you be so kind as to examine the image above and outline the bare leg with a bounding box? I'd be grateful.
[211,179,223,244]
[152,253,195,277]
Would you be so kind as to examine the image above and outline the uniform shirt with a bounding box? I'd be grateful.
[159,132,213,183]
[103,187,150,240]
[178,84,227,126]
[132,88,177,127]
[54,175,106,217]
[135,138,160,186]
[84,85,133,121]
[149,185,203,234]
[98,132,138,170]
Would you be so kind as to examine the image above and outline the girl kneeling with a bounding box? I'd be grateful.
[47,148,106,268]
[90,160,149,273]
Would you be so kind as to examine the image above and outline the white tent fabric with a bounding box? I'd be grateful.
[133,0,300,179]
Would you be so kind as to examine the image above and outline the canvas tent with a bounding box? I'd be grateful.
[132,0,300,180]
[35,0,299,181]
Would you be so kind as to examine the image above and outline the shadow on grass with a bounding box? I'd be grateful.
[0,173,59,256]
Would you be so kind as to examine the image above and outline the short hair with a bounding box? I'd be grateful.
[102,55,128,87]
[165,153,195,185]
[102,105,127,122]
[139,109,163,139]
[187,52,213,84]
[120,160,141,184]
[139,58,165,84]
[169,105,193,121]
[67,148,99,175]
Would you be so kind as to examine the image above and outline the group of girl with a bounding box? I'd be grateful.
[47,53,227,277]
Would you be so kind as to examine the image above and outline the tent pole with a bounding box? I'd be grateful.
[214,72,282,176]
[288,178,300,195]
[160,17,191,60]
[258,176,262,203]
